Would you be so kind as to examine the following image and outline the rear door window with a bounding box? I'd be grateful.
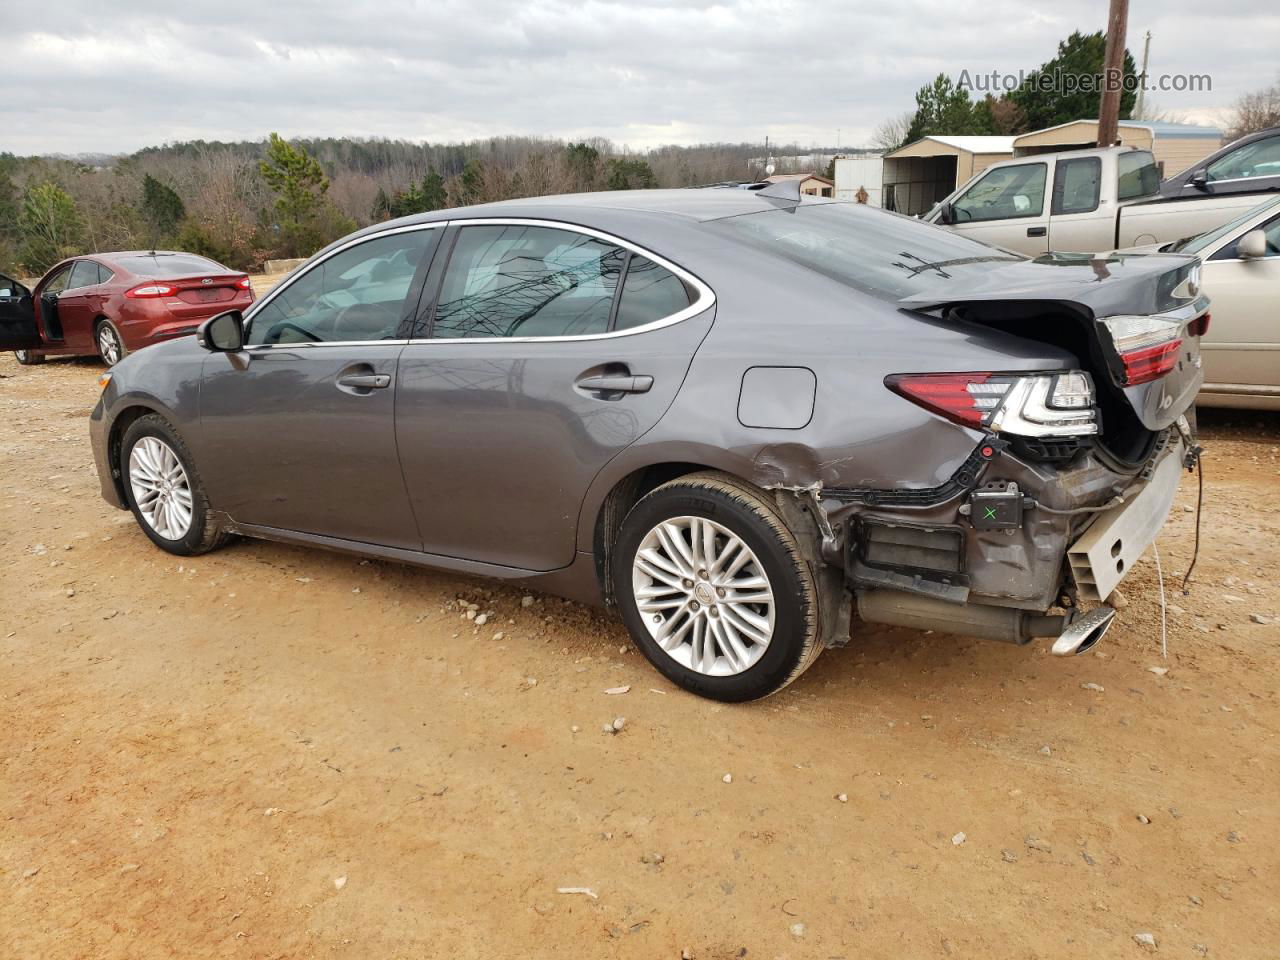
[431,224,626,339]
[1051,157,1101,214]
[951,163,1047,222]
[68,260,100,289]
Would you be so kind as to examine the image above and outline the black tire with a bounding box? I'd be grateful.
[95,319,127,366]
[13,349,45,365]
[120,413,228,556]
[613,471,823,702]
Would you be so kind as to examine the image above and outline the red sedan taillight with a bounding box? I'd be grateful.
[124,282,177,299]
[886,371,1098,438]
[237,276,252,290]
[1099,314,1191,386]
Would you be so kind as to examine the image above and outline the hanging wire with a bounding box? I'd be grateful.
[1153,541,1168,660]
[1180,454,1204,593]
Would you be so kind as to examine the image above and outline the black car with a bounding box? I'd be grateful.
[1161,125,1280,200]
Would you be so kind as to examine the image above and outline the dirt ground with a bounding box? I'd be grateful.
[2,353,1277,960]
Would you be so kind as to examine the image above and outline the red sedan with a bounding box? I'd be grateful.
[1,251,254,366]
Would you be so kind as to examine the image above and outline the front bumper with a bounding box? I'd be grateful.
[89,395,127,509]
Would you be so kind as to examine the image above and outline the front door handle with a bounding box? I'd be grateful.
[337,374,391,389]
[1027,226,1047,238]
[576,374,654,394]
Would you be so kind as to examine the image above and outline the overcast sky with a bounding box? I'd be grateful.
[6,0,1276,156]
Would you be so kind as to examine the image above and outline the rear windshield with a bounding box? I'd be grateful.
[1117,151,1160,200]
[116,253,228,277]
[707,202,1020,301]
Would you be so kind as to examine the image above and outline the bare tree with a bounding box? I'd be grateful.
[1227,76,1280,139]
[871,112,914,152]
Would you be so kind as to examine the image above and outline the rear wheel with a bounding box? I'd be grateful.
[96,319,126,366]
[121,414,228,556]
[13,349,45,365]
[614,472,823,702]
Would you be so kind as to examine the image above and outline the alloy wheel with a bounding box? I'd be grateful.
[129,436,193,540]
[98,325,122,365]
[631,515,776,676]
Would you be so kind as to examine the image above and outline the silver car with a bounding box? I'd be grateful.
[48,185,1209,701]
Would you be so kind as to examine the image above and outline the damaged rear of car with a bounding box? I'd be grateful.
[701,201,1204,666]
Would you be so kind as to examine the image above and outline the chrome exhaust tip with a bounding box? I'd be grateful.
[1051,605,1116,657]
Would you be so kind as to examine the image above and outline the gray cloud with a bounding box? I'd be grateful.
[5,0,1274,155]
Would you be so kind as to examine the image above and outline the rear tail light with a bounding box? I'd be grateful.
[1188,312,1210,337]
[125,283,177,299]
[237,276,252,290]
[886,371,1098,438]
[1100,314,1188,385]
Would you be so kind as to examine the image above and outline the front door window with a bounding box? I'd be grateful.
[247,229,439,345]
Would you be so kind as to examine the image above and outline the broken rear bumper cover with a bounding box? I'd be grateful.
[823,429,1188,614]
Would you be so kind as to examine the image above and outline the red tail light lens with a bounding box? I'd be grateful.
[885,372,996,428]
[1100,314,1189,386]
[886,371,1098,437]
[237,276,252,290]
[1119,340,1183,384]
[125,283,177,299]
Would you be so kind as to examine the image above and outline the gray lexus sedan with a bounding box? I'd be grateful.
[68,185,1207,701]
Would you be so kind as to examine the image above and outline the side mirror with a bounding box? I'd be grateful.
[936,202,955,225]
[197,310,245,352]
[1237,229,1268,259]
[1190,168,1209,191]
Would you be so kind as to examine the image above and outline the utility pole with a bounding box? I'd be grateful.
[1133,30,1152,120]
[1096,0,1130,147]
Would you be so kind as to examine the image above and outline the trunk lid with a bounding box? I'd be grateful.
[898,251,1207,436]
[164,273,247,306]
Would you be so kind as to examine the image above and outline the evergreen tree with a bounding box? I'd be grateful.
[1009,31,1137,129]
[18,182,83,273]
[141,174,185,238]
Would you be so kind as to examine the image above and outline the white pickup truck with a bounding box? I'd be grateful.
[926,146,1265,256]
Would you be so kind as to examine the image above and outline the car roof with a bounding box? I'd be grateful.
[393,188,841,227]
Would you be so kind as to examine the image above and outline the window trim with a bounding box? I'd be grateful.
[414,217,715,344]
[1051,156,1102,216]
[242,222,447,350]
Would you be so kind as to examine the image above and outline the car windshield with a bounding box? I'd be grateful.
[116,253,228,277]
[708,201,1021,301]
[1175,196,1280,254]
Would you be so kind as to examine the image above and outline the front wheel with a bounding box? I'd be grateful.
[13,349,45,365]
[121,414,228,555]
[614,472,823,702]
[96,319,126,366]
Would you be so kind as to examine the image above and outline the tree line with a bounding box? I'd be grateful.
[0,135,796,277]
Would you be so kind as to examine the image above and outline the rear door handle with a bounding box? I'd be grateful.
[576,374,654,394]
[1027,226,1047,238]
[337,374,391,389]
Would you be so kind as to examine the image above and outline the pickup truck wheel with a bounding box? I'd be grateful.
[121,414,228,556]
[13,349,45,365]
[614,472,823,702]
